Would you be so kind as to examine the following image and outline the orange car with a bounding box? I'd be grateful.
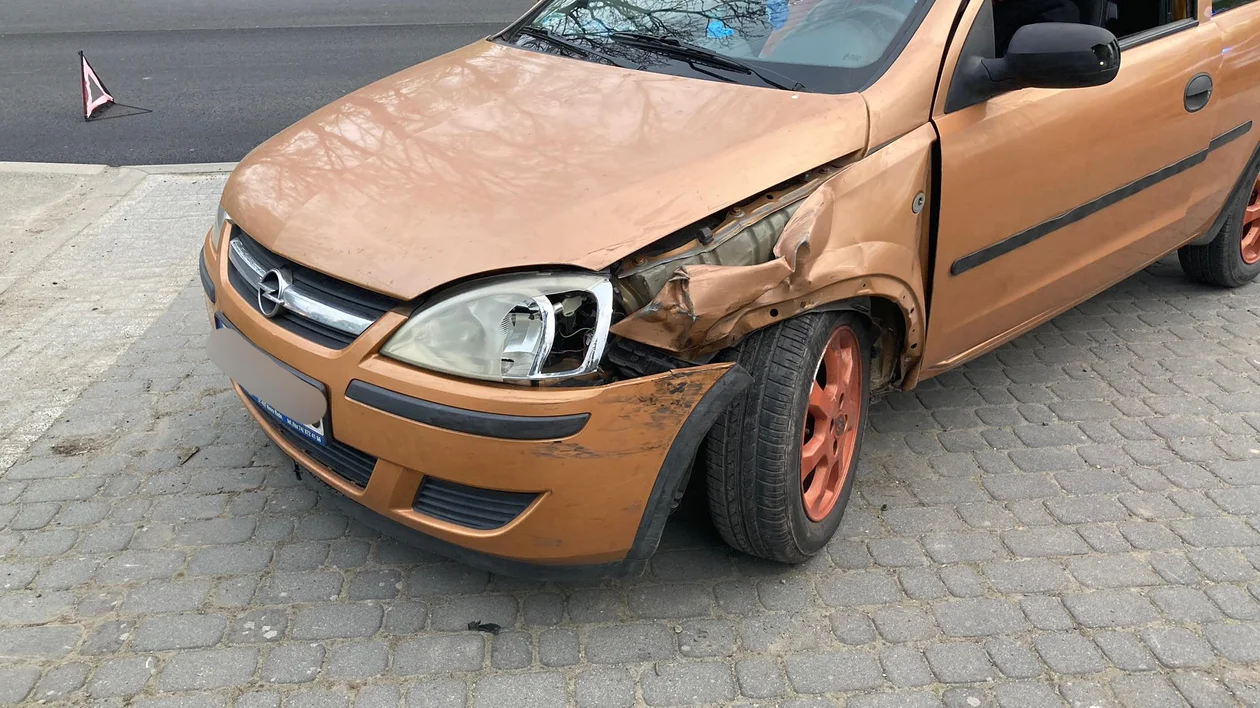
[203,0,1260,578]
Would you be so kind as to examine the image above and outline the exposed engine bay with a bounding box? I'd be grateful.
[602,126,935,393]
[613,164,844,313]
[482,128,932,393]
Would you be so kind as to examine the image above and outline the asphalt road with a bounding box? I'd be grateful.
[4,0,525,33]
[0,1,534,165]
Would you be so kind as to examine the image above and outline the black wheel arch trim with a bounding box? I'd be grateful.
[951,121,1254,276]
[625,364,754,561]
[345,379,590,441]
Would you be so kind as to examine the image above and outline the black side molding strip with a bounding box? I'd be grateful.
[952,121,1254,276]
[1210,121,1253,151]
[345,379,589,441]
[199,251,216,303]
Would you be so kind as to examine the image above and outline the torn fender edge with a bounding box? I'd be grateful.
[610,186,833,352]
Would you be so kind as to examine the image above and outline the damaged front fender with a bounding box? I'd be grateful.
[611,124,936,387]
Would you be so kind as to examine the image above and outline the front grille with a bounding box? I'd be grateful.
[227,227,401,349]
[413,477,538,530]
[250,400,378,487]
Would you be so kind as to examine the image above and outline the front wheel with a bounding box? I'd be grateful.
[703,312,872,563]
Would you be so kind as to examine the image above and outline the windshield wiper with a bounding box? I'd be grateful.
[514,26,643,70]
[605,31,806,91]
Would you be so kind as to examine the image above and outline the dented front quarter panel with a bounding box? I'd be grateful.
[612,124,935,385]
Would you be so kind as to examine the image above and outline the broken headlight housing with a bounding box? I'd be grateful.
[380,272,613,383]
[615,171,828,311]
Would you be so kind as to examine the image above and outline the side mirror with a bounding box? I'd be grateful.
[986,23,1121,89]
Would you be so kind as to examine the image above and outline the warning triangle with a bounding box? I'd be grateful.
[80,51,115,121]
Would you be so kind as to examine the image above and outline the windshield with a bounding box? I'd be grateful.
[516,0,927,92]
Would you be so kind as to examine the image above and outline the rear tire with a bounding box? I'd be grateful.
[703,312,872,563]
[1179,161,1260,288]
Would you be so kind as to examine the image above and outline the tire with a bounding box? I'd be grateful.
[703,311,872,563]
[1179,160,1260,288]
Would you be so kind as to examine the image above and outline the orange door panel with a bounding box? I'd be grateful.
[1212,0,1260,136]
[1186,1,1260,233]
[922,4,1228,373]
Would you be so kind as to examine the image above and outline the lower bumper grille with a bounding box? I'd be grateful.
[413,477,538,530]
[250,400,377,487]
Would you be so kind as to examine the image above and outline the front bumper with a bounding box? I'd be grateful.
[201,239,748,578]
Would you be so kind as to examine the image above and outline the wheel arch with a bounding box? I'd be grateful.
[799,288,921,395]
[815,294,913,395]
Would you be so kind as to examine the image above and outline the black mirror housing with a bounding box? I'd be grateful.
[991,23,1121,89]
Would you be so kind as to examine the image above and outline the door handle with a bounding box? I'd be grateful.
[1185,73,1214,113]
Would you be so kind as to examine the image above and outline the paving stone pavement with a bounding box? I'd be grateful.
[0,168,220,470]
[2,171,1260,707]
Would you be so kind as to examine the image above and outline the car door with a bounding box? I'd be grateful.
[920,0,1227,375]
[1183,0,1260,234]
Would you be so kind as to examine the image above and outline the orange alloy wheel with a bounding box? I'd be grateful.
[801,326,863,522]
[1242,173,1260,265]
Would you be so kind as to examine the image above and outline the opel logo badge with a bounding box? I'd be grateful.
[257,269,290,318]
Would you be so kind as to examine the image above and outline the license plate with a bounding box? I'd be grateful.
[210,317,330,446]
[245,390,327,446]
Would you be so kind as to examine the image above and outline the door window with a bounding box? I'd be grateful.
[1213,0,1257,12]
[993,0,1195,55]
[1105,0,1195,38]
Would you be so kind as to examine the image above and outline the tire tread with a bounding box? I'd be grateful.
[704,312,869,564]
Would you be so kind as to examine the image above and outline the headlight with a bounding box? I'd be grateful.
[211,205,231,251]
[381,272,614,383]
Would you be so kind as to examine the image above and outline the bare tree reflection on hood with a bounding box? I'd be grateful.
[515,0,920,73]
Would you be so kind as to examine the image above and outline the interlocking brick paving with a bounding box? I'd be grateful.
[2,173,1259,706]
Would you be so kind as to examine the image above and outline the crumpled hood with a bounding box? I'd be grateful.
[223,40,869,300]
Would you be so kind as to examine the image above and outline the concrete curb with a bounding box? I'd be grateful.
[0,161,237,175]
[132,162,238,174]
[0,161,107,175]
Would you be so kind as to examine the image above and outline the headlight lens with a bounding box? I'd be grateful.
[381,272,614,382]
[211,205,231,251]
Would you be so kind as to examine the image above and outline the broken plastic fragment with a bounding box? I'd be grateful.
[468,620,502,635]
